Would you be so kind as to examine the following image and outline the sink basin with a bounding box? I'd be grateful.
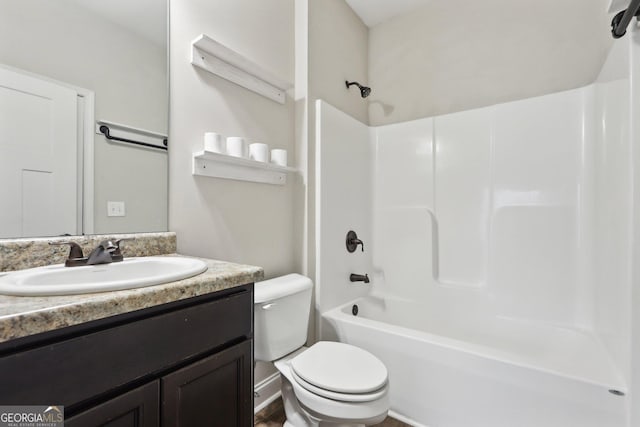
[0,256,208,296]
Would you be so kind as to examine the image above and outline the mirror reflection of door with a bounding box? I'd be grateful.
[0,67,79,238]
[0,0,168,238]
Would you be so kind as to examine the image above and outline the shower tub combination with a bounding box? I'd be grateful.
[315,27,634,425]
[323,294,626,427]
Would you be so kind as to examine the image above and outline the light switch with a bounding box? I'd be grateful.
[107,201,126,217]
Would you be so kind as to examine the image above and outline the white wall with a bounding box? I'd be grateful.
[367,0,613,125]
[593,35,632,387]
[591,26,640,427]
[629,25,640,427]
[297,0,370,337]
[315,87,610,332]
[304,0,370,276]
[315,101,371,329]
[372,117,435,300]
[372,87,593,326]
[0,0,168,234]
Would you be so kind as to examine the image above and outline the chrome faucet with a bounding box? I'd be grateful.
[350,273,370,283]
[50,239,129,267]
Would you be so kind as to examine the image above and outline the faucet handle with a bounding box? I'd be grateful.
[114,238,130,247]
[111,238,131,262]
[49,241,84,260]
[346,230,365,253]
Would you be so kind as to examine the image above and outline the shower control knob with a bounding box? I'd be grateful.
[346,230,364,253]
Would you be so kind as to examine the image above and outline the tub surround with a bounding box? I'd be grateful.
[0,255,263,343]
[315,47,633,422]
[0,232,178,272]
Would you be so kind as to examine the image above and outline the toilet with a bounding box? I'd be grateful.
[254,274,390,427]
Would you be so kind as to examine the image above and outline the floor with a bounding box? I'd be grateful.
[254,398,411,427]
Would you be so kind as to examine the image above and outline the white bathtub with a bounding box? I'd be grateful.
[322,295,627,427]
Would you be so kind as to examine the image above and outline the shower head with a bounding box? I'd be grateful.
[345,80,371,98]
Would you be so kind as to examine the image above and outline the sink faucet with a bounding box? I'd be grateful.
[50,239,129,267]
[350,273,370,283]
[86,240,118,265]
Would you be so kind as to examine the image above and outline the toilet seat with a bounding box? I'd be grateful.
[290,341,388,394]
[291,368,387,403]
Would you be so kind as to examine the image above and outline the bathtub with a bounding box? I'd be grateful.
[322,295,627,427]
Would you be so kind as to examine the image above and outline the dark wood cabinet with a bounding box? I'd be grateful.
[0,284,254,427]
[66,381,160,427]
[162,340,252,427]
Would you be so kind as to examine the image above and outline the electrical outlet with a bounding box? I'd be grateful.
[107,201,126,217]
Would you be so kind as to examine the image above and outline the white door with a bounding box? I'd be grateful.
[0,66,78,238]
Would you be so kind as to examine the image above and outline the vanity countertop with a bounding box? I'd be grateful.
[0,255,263,344]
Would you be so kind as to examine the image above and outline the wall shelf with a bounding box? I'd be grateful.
[192,151,296,185]
[191,34,292,104]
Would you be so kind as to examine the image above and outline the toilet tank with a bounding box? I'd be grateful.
[254,274,313,362]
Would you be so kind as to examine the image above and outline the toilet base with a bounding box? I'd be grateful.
[280,370,383,427]
[284,421,364,427]
[273,346,389,427]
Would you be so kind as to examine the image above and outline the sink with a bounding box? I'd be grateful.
[0,256,208,296]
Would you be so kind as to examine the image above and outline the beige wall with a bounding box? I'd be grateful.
[309,0,369,125]
[169,0,295,275]
[368,0,613,125]
[0,0,168,234]
[168,0,296,394]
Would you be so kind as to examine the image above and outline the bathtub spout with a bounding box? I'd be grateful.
[350,273,370,283]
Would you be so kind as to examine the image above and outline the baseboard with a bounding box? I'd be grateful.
[254,372,282,414]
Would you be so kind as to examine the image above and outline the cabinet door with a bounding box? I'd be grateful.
[162,340,253,427]
[65,381,159,427]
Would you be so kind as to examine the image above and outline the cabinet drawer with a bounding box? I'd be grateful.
[0,289,252,408]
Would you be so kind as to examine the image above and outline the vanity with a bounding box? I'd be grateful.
[1,2,261,424]
[0,232,262,426]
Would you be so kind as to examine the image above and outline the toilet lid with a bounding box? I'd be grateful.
[290,341,388,394]
[290,369,387,402]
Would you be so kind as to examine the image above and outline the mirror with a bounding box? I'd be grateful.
[0,0,168,239]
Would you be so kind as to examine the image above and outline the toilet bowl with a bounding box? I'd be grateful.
[254,274,390,426]
[275,344,389,427]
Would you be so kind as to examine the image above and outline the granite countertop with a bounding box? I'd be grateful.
[0,232,178,272]
[0,255,263,344]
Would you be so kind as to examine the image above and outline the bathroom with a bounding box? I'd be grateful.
[1,0,639,426]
